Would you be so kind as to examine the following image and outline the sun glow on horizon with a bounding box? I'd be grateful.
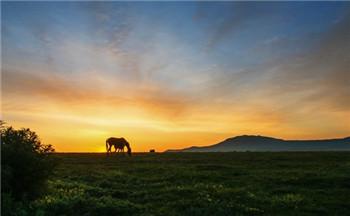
[2,2,350,152]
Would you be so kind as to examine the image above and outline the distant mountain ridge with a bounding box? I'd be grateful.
[166,135,350,152]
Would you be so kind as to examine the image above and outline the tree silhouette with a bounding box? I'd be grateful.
[1,121,57,202]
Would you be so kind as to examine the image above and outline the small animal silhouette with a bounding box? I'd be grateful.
[106,137,131,156]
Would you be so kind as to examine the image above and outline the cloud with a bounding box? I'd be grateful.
[192,7,350,112]
[2,2,349,145]
[2,69,192,119]
[194,2,271,50]
[260,11,350,112]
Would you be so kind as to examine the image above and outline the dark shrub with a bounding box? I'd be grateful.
[1,122,57,201]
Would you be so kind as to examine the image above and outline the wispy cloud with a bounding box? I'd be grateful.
[2,2,350,151]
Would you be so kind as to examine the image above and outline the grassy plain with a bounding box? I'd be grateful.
[31,152,350,215]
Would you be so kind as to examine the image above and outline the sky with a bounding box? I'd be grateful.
[2,2,350,152]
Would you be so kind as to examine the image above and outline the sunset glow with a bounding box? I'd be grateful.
[2,2,350,152]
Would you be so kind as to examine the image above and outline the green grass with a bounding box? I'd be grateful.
[30,152,350,215]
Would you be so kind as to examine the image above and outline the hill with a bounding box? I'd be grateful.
[166,135,350,152]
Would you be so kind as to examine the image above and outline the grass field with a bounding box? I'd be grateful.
[31,152,350,215]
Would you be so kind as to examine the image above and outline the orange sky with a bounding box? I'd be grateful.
[4,89,349,152]
[2,2,350,152]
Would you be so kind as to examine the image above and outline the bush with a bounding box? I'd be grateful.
[1,122,57,201]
